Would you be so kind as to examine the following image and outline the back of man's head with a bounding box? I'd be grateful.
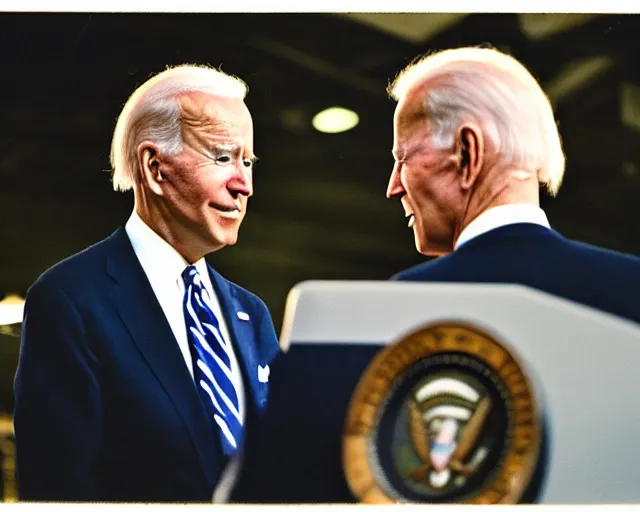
[110,64,248,192]
[388,46,565,196]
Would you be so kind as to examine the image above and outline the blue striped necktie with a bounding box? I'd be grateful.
[182,265,243,456]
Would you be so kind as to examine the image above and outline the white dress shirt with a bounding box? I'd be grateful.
[455,204,551,250]
[125,211,244,502]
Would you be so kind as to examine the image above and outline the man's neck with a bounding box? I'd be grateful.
[455,171,541,246]
[134,199,208,264]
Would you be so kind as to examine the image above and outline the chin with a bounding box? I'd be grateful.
[206,220,241,245]
[415,233,429,256]
[215,230,240,247]
[417,244,440,257]
[415,234,450,257]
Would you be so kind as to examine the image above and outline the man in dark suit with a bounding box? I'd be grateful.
[386,46,640,324]
[13,65,280,502]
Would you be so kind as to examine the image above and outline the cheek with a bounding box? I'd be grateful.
[180,173,221,203]
[408,162,459,207]
[172,182,207,211]
[170,158,216,197]
[402,167,433,205]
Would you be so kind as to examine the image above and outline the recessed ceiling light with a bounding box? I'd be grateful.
[0,294,25,326]
[312,106,359,134]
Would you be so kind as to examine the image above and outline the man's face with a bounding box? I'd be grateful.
[387,89,463,256]
[158,92,255,253]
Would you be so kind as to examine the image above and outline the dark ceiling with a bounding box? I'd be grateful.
[1,11,640,359]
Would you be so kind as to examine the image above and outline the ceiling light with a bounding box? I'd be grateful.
[340,13,467,44]
[0,294,25,326]
[519,14,599,41]
[312,107,359,134]
[544,56,613,107]
[620,82,640,134]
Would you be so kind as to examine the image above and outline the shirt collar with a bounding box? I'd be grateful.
[454,204,550,250]
[125,210,209,289]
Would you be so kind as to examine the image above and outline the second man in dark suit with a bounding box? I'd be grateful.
[386,46,640,324]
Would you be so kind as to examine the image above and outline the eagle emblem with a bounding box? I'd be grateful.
[404,377,492,489]
[343,323,541,504]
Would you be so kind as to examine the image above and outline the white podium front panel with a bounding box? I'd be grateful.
[279,281,640,504]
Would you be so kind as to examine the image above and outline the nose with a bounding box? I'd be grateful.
[386,162,404,199]
[228,163,253,198]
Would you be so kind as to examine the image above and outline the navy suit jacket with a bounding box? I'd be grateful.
[394,223,640,325]
[13,228,280,502]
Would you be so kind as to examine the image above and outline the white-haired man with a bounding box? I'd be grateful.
[14,65,280,502]
[387,47,640,324]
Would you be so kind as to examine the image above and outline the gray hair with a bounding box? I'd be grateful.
[388,47,565,196]
[110,64,248,192]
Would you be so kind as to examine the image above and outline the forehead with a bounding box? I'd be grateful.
[393,86,430,146]
[179,91,253,134]
[395,80,430,121]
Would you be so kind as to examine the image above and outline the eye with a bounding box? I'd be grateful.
[242,159,254,168]
[216,155,232,164]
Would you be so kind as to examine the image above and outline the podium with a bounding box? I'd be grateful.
[242,280,640,504]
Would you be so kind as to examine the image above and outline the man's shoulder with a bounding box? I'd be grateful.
[391,255,454,281]
[31,231,119,292]
[563,237,640,268]
[391,235,640,282]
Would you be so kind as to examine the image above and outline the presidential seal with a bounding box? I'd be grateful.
[343,323,540,504]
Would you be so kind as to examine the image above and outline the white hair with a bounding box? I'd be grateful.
[388,47,565,196]
[110,64,248,192]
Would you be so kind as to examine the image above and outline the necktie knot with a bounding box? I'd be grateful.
[182,265,202,288]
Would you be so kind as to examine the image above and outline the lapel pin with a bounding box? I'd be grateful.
[258,364,270,383]
[237,311,250,321]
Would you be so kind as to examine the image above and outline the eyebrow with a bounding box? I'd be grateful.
[214,143,240,153]
[213,143,258,162]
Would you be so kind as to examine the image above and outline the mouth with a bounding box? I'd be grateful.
[209,202,242,218]
[401,197,414,228]
[405,212,415,229]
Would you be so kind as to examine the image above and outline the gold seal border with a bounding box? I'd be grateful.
[342,322,541,504]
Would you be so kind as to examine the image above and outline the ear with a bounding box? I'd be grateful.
[137,141,164,196]
[456,123,484,191]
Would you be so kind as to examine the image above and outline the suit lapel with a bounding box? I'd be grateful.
[104,228,220,489]
[207,265,267,414]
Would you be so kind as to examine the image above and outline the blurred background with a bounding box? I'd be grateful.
[1,11,640,501]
